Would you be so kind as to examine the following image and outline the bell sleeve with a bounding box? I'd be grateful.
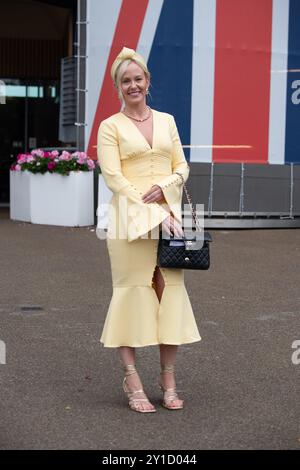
[156,115,190,225]
[97,120,170,242]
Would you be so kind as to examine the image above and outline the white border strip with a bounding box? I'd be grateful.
[85,0,122,150]
[268,0,290,164]
[190,0,216,163]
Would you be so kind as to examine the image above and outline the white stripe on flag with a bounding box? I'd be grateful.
[136,0,164,64]
[85,0,122,149]
[268,0,290,164]
[190,0,216,163]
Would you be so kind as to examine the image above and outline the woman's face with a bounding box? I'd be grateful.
[120,61,149,107]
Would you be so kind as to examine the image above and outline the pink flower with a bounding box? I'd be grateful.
[47,162,56,171]
[87,159,95,170]
[51,150,59,157]
[59,151,72,161]
[17,154,28,164]
[26,155,35,163]
[15,164,21,171]
[31,149,44,157]
[72,151,87,160]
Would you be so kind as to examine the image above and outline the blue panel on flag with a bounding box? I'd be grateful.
[147,0,193,161]
[285,0,300,164]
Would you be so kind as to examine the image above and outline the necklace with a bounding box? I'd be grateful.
[122,106,151,122]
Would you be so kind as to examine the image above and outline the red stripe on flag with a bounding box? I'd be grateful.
[87,0,149,159]
[213,0,272,163]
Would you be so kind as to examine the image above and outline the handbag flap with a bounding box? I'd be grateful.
[183,230,212,242]
[159,231,212,245]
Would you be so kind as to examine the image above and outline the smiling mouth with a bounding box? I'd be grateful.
[129,91,140,95]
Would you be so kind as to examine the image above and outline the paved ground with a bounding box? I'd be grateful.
[0,208,299,450]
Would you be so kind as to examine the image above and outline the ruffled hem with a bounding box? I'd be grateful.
[100,284,201,348]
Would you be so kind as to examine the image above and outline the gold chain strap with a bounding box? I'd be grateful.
[175,172,203,233]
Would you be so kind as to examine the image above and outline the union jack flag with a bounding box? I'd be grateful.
[86,0,300,165]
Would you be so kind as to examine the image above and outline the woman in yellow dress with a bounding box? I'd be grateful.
[97,47,201,413]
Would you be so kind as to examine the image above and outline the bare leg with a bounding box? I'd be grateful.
[159,345,183,408]
[152,265,164,302]
[153,267,183,408]
[119,346,155,412]
[119,346,136,366]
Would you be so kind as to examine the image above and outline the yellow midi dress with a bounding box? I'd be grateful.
[97,109,201,347]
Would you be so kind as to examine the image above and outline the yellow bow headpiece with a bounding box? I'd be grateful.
[110,47,149,85]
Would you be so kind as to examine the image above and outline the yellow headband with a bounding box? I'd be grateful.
[110,47,149,84]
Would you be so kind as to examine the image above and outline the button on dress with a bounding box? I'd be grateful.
[97,109,201,347]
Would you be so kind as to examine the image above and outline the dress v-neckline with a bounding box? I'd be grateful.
[121,108,155,150]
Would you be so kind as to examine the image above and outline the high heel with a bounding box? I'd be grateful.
[122,364,156,413]
[158,364,184,410]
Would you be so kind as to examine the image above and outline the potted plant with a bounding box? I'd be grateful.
[10,149,98,226]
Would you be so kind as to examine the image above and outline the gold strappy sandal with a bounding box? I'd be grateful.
[122,364,156,413]
[159,364,184,410]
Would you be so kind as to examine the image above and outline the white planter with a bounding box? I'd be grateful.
[10,170,94,226]
[10,170,31,222]
[30,171,94,226]
[97,174,113,230]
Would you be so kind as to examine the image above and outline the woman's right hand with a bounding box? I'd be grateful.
[162,214,184,238]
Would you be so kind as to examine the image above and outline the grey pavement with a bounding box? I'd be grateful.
[0,208,299,450]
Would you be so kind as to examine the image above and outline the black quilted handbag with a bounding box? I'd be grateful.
[157,230,212,270]
[157,172,212,270]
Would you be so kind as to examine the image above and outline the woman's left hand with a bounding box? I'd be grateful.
[142,185,166,204]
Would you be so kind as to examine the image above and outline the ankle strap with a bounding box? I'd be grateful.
[161,364,175,374]
[123,364,137,376]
